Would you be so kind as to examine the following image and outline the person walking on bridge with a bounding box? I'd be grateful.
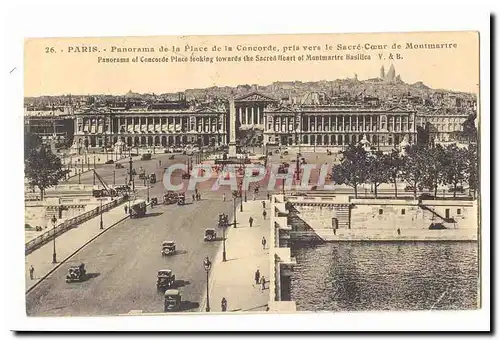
[249,216,254,227]
[124,205,128,215]
[262,236,267,250]
[262,210,267,220]
[221,297,227,312]
[254,269,260,285]
[29,265,35,280]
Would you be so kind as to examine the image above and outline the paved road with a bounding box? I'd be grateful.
[26,197,233,316]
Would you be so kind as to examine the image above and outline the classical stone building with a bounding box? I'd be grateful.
[234,92,278,145]
[416,107,473,144]
[72,101,228,149]
[263,103,417,149]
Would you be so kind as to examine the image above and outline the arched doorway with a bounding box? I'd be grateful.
[154,136,160,146]
[127,136,132,146]
[147,136,153,146]
[140,136,146,146]
[134,136,140,146]
[161,136,167,147]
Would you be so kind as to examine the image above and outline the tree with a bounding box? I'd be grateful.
[24,131,42,159]
[400,145,428,199]
[331,144,368,198]
[421,144,446,198]
[366,151,389,198]
[382,149,403,199]
[25,144,70,200]
[441,144,469,198]
[416,123,430,147]
[466,145,478,198]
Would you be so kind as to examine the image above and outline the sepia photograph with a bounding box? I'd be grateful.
[21,31,482,319]
[3,2,491,331]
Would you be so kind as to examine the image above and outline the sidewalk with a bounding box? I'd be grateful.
[202,198,271,313]
[25,201,130,291]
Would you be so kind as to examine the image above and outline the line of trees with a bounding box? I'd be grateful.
[25,132,69,200]
[331,142,478,199]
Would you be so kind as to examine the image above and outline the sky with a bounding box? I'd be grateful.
[24,31,480,97]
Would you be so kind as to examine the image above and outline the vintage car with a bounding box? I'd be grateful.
[151,197,159,205]
[66,263,86,283]
[157,269,176,291]
[141,153,152,161]
[168,155,175,160]
[115,163,124,169]
[164,289,182,312]
[149,173,156,184]
[161,241,176,256]
[104,159,114,165]
[204,228,217,241]
[177,193,186,205]
[163,191,180,205]
[130,199,147,218]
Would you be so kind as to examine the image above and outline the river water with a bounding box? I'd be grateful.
[290,241,479,311]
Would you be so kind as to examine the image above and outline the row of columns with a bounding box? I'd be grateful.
[269,133,414,146]
[238,106,264,125]
[79,115,225,135]
[78,133,227,148]
[269,114,414,133]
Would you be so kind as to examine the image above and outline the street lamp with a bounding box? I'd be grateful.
[51,215,57,263]
[203,257,212,312]
[99,199,104,229]
[219,214,227,262]
[232,190,238,228]
[128,156,133,184]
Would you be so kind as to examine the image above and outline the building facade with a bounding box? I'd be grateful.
[72,105,228,149]
[263,104,417,148]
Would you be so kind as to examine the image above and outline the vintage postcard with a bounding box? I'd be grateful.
[23,31,481,319]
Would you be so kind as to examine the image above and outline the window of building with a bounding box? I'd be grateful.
[401,209,405,215]
[379,209,383,215]
[457,208,461,215]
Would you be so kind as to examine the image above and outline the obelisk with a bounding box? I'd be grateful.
[228,97,237,157]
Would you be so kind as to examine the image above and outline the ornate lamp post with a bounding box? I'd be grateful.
[51,215,57,263]
[219,214,227,262]
[203,256,212,312]
[99,198,104,229]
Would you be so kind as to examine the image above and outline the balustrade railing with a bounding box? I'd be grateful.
[25,196,126,255]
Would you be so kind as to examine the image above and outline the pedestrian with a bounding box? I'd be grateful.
[249,216,254,227]
[262,236,267,249]
[159,160,162,167]
[197,193,201,201]
[267,192,270,200]
[254,269,260,285]
[192,194,196,202]
[260,276,266,290]
[221,297,227,312]
[29,265,34,280]
[397,228,401,236]
[223,193,226,202]
[262,200,266,209]
[124,205,128,214]
[263,210,267,220]
[252,193,256,201]
[333,227,336,235]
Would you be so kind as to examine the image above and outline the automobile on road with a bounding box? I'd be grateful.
[164,289,181,312]
[66,263,87,283]
[204,228,217,241]
[161,241,176,256]
[157,269,176,291]
[130,199,147,218]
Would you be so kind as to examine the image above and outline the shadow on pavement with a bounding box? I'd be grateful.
[145,212,164,217]
[179,301,199,312]
[173,279,191,288]
[84,272,101,281]
[174,250,188,255]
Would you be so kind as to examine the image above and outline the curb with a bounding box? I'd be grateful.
[26,213,130,295]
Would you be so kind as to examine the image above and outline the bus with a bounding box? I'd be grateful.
[130,199,147,218]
